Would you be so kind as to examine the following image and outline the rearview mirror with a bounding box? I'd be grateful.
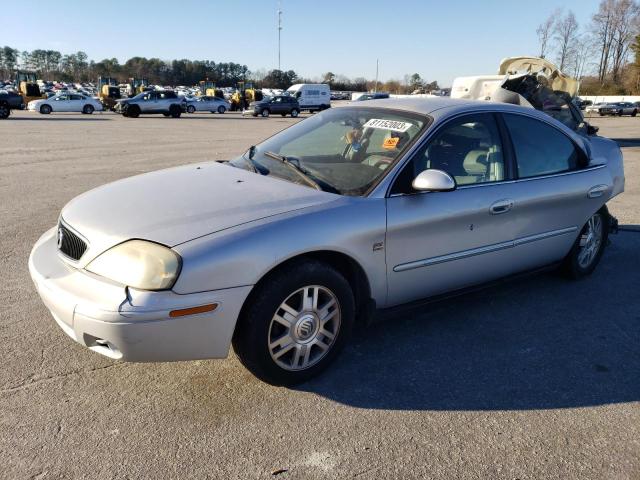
[412,169,456,192]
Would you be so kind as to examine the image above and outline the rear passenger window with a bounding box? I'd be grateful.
[504,114,579,178]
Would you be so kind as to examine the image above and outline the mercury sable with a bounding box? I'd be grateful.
[29,97,624,385]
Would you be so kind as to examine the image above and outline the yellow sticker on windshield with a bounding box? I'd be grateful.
[383,137,400,149]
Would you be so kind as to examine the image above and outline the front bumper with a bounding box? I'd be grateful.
[29,228,252,362]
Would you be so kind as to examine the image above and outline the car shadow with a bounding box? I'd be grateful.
[296,230,640,411]
[8,117,112,121]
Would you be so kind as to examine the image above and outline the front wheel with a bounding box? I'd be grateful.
[40,104,52,114]
[632,110,637,117]
[125,105,140,118]
[186,105,196,114]
[562,208,609,279]
[169,105,181,118]
[0,103,9,119]
[290,109,299,118]
[233,260,355,385]
[261,109,270,118]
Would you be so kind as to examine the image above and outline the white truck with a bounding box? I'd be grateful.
[286,84,330,112]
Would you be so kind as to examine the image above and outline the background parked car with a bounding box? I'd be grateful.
[116,90,186,118]
[584,102,605,114]
[251,95,300,117]
[599,102,638,116]
[27,92,103,114]
[0,91,25,118]
[355,92,390,101]
[186,96,230,114]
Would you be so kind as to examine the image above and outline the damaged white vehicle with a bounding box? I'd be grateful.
[452,56,595,135]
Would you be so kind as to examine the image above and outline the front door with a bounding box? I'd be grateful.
[385,112,519,306]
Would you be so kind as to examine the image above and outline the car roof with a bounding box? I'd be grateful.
[346,96,532,116]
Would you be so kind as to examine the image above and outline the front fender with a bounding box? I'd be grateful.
[171,197,388,305]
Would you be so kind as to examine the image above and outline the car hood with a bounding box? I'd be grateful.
[61,161,336,263]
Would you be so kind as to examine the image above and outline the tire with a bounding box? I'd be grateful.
[162,113,171,117]
[169,105,181,118]
[290,109,299,118]
[562,206,609,279]
[0,102,9,119]
[632,110,637,117]
[186,105,196,114]
[281,113,287,117]
[217,106,226,114]
[233,260,355,385]
[82,104,94,114]
[126,105,140,118]
[40,104,52,115]
[261,109,270,118]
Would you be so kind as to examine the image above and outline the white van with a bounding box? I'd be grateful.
[286,84,330,112]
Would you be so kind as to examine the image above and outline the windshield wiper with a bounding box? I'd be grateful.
[238,145,259,173]
[263,151,324,191]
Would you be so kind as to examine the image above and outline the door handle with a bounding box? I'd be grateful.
[489,199,514,215]
[587,185,608,198]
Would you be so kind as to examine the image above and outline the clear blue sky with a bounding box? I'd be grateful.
[6,0,600,86]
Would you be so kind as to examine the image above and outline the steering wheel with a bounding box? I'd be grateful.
[372,157,394,169]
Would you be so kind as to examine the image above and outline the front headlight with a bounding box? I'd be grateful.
[86,240,181,290]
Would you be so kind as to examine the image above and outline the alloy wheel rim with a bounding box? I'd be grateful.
[268,285,341,371]
[577,213,603,269]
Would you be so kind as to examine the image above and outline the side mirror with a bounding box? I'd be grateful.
[412,169,456,192]
[587,123,599,135]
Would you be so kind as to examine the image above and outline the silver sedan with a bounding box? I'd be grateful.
[29,98,625,385]
[185,95,230,114]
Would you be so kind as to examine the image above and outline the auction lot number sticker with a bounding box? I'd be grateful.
[363,119,413,132]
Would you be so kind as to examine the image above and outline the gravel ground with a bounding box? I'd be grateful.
[1,109,638,479]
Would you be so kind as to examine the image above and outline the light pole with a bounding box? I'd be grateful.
[278,2,283,71]
[374,59,379,93]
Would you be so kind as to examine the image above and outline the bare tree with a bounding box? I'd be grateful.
[592,0,618,82]
[610,0,640,82]
[555,10,580,71]
[536,11,559,58]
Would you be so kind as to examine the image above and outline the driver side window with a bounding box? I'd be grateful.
[392,113,505,194]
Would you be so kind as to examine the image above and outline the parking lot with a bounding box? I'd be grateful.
[1,110,639,479]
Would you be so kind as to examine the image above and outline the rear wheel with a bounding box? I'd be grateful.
[186,105,196,114]
[169,105,181,118]
[563,207,609,279]
[233,260,355,385]
[0,102,9,119]
[125,105,140,118]
[217,105,226,114]
[40,104,52,114]
[290,109,299,118]
[261,109,270,117]
[82,104,94,114]
[632,110,638,117]
[162,113,171,117]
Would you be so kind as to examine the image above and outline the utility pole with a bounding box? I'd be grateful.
[374,59,379,93]
[278,2,283,71]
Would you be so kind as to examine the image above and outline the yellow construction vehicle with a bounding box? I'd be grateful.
[229,81,263,111]
[98,76,121,111]
[16,71,44,105]
[126,78,149,97]
[199,80,216,97]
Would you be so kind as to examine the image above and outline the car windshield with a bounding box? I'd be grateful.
[229,107,428,196]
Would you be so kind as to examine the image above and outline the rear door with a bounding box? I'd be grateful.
[385,112,520,306]
[499,112,613,272]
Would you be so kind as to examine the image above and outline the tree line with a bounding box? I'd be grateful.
[0,46,438,93]
[536,0,640,94]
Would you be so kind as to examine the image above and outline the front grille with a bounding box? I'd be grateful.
[57,222,87,260]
